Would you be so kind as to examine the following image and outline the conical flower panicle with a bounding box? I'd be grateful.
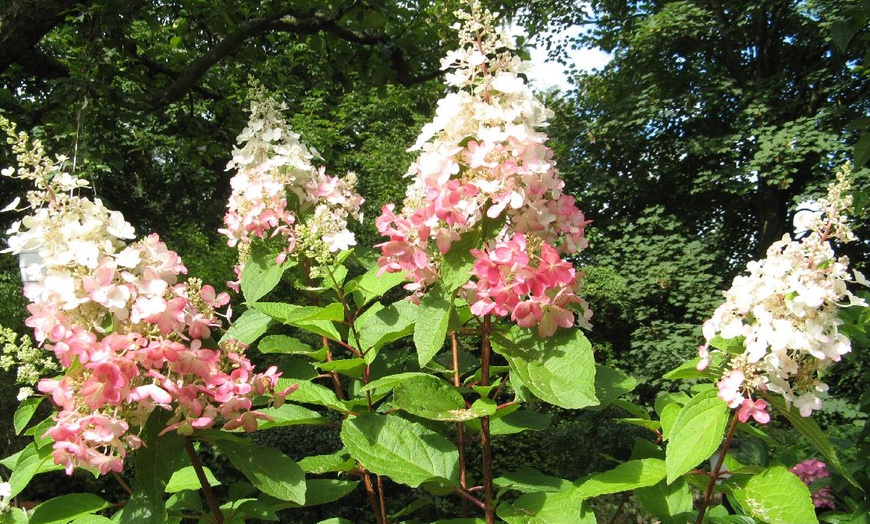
[376,0,591,336]
[1,118,288,476]
[220,86,364,279]
[700,164,867,421]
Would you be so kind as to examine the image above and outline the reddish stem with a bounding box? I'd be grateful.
[480,316,495,524]
[696,413,740,524]
[184,439,223,524]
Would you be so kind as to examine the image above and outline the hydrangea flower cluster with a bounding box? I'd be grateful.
[219,86,363,280]
[375,1,591,334]
[1,118,289,476]
[0,325,59,401]
[699,164,867,420]
[790,459,835,509]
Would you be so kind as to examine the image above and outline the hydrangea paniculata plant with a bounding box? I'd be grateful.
[1,117,290,476]
[375,1,591,336]
[219,85,364,281]
[699,164,867,421]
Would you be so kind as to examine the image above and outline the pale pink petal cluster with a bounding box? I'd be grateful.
[375,2,591,336]
[3,130,289,476]
[790,459,835,509]
[219,87,363,280]
[699,165,866,419]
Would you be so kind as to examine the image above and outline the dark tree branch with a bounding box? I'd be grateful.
[0,0,89,74]
[148,5,443,108]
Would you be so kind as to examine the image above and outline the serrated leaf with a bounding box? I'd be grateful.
[340,414,459,488]
[634,477,693,524]
[13,396,43,435]
[298,453,355,474]
[210,436,306,504]
[255,403,329,429]
[359,300,417,363]
[223,308,273,345]
[709,335,745,354]
[494,466,572,493]
[592,365,636,409]
[29,494,112,524]
[665,387,730,483]
[489,409,552,435]
[414,283,452,368]
[318,358,366,379]
[854,133,870,167]
[7,442,61,498]
[392,375,467,421]
[493,328,598,409]
[497,488,595,524]
[257,334,315,356]
[353,265,407,306]
[766,395,858,487]
[732,465,818,524]
[165,466,220,493]
[574,459,667,499]
[253,302,343,340]
[360,372,432,393]
[663,358,716,380]
[241,249,285,303]
[440,229,479,291]
[278,379,348,413]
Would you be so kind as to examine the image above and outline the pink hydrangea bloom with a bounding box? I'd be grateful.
[790,459,835,509]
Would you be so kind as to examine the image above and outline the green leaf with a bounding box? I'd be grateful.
[255,403,330,429]
[353,265,407,306]
[135,409,186,508]
[854,133,870,167]
[241,248,285,303]
[493,328,598,409]
[271,479,359,508]
[732,465,818,524]
[414,282,452,368]
[7,442,62,498]
[29,494,112,524]
[489,409,552,435]
[253,302,343,340]
[392,375,467,421]
[440,229,479,291]
[497,489,595,524]
[298,453,355,474]
[830,18,857,53]
[71,516,114,524]
[494,466,573,493]
[663,358,715,380]
[279,379,348,413]
[223,308,273,345]
[257,334,316,356]
[13,396,43,435]
[766,395,858,487]
[0,507,28,524]
[318,358,367,379]
[360,372,431,393]
[340,414,459,488]
[117,491,164,524]
[358,300,417,363]
[210,436,306,504]
[592,365,636,409]
[165,466,220,493]
[574,459,667,499]
[665,387,730,483]
[634,478,693,524]
[708,335,745,354]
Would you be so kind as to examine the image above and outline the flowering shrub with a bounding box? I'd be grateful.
[220,84,364,280]
[374,4,591,339]
[699,165,866,420]
[1,117,288,477]
[0,1,866,523]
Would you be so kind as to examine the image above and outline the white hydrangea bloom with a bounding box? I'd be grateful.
[700,164,866,419]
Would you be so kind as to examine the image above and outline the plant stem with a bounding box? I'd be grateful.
[377,474,389,524]
[112,471,133,496]
[454,487,486,511]
[323,337,346,401]
[696,412,740,524]
[452,331,469,517]
[362,471,386,524]
[480,316,495,524]
[184,439,223,524]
